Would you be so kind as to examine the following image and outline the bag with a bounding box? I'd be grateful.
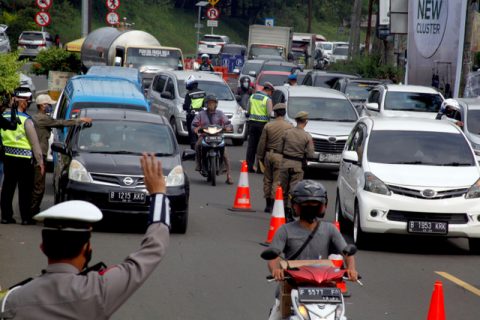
[287,221,320,260]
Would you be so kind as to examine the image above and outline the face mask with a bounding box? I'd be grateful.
[91,133,101,143]
[242,81,249,89]
[299,205,325,223]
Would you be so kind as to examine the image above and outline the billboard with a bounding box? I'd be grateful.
[407,0,467,97]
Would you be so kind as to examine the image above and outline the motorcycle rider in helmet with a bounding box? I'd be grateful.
[236,76,253,109]
[198,53,214,72]
[436,98,463,127]
[266,180,358,320]
[191,94,234,184]
[183,75,206,149]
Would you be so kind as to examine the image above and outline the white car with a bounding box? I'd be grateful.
[336,117,480,252]
[330,42,349,63]
[0,24,11,53]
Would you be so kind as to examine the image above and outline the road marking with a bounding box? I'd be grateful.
[435,271,480,297]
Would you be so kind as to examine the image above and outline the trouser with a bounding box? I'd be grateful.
[279,164,304,210]
[31,156,47,215]
[186,113,197,149]
[1,156,34,222]
[195,137,231,175]
[246,121,266,172]
[263,152,283,199]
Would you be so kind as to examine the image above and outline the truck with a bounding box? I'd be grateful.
[81,27,184,88]
[291,33,326,69]
[247,25,292,60]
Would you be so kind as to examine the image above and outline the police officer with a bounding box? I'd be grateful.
[246,81,274,173]
[256,103,293,213]
[279,111,314,214]
[0,153,170,319]
[198,53,214,71]
[183,75,206,149]
[0,91,44,225]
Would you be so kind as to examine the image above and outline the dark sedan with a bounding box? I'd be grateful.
[52,108,191,233]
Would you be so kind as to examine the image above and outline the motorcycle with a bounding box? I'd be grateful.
[261,245,360,320]
[198,124,226,186]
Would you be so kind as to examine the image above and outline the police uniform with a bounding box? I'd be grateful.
[279,111,315,206]
[0,195,170,319]
[256,103,293,212]
[183,88,206,149]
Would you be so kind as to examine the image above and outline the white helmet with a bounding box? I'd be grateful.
[201,53,209,59]
[185,75,198,90]
[440,98,460,113]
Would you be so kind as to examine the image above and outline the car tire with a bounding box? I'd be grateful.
[353,202,370,248]
[335,191,351,235]
[469,238,480,254]
[171,212,188,234]
[231,138,244,146]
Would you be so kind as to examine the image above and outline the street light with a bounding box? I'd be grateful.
[195,1,209,55]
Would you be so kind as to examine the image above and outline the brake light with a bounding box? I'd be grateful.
[38,43,46,47]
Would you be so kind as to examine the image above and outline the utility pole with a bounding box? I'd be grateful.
[81,0,92,37]
[365,0,375,55]
[460,0,477,96]
[348,0,362,58]
[307,0,312,33]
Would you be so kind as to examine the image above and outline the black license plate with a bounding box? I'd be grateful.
[109,191,146,203]
[298,287,342,303]
[408,220,448,235]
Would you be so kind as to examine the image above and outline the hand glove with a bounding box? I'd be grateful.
[148,193,171,228]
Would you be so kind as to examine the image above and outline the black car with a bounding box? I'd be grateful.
[301,71,359,89]
[332,78,392,112]
[52,108,191,233]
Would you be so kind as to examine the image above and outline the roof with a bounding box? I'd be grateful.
[79,108,168,124]
[309,70,360,78]
[167,71,224,82]
[385,84,440,94]
[458,98,480,111]
[281,85,349,99]
[258,70,291,76]
[369,117,460,133]
[262,60,297,67]
[86,66,140,84]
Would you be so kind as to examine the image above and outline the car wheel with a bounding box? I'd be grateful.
[171,212,188,234]
[335,191,351,234]
[231,138,244,146]
[353,202,370,248]
[469,238,480,254]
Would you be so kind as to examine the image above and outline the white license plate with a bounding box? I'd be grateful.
[318,153,342,163]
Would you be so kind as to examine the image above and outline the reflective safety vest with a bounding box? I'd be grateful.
[1,111,32,159]
[190,91,206,110]
[249,92,270,122]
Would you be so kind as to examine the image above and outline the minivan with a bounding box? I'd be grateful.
[17,31,53,58]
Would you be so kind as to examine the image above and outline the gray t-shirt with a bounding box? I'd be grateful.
[270,220,347,260]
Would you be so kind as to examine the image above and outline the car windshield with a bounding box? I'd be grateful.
[287,97,358,122]
[202,36,223,42]
[178,80,234,100]
[257,74,289,86]
[77,121,175,155]
[20,32,43,41]
[384,91,443,112]
[314,75,343,88]
[345,83,376,100]
[367,130,475,166]
[126,48,182,69]
[250,45,283,57]
[467,109,480,134]
[241,62,262,75]
[333,46,349,56]
[261,64,296,73]
[320,43,333,50]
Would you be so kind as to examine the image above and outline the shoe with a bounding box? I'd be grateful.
[226,175,234,185]
[21,220,36,226]
[264,198,273,213]
[1,218,16,224]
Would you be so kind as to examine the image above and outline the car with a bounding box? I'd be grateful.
[17,31,54,58]
[364,84,444,119]
[272,85,359,169]
[336,117,480,252]
[302,70,359,88]
[333,78,390,113]
[0,24,11,53]
[51,108,191,233]
[199,34,230,46]
[147,70,247,146]
[259,60,299,74]
[237,60,299,91]
[456,99,480,161]
[254,71,291,91]
[317,41,333,58]
[86,66,143,92]
[331,42,349,63]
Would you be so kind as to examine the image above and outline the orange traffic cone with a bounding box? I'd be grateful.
[427,281,446,320]
[334,221,340,232]
[264,186,286,244]
[229,161,254,212]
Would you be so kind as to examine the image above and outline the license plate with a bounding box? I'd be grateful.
[298,287,342,303]
[109,191,146,203]
[318,153,342,163]
[407,220,448,235]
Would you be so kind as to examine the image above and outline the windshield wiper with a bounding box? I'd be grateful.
[395,161,433,165]
[87,150,141,155]
[440,162,472,166]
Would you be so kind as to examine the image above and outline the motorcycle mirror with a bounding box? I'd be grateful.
[342,244,357,257]
[260,248,281,260]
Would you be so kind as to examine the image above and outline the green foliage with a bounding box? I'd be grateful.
[31,47,81,76]
[329,54,403,81]
[0,9,38,48]
[0,52,23,94]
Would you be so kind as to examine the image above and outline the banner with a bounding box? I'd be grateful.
[407,0,467,97]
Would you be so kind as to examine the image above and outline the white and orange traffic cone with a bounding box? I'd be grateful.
[229,160,254,212]
[264,186,286,245]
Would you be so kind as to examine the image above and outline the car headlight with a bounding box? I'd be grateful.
[68,160,92,183]
[166,165,185,187]
[364,172,391,195]
[466,179,480,199]
[297,304,311,320]
[234,106,245,118]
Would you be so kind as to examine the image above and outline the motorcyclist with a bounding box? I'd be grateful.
[267,180,358,320]
[192,94,234,184]
[183,75,206,149]
[198,53,214,72]
[236,76,253,109]
[436,98,463,127]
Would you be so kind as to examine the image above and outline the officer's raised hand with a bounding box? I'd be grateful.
[140,153,166,195]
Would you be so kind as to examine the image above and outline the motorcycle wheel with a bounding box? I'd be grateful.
[210,156,216,186]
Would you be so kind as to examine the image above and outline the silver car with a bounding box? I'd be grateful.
[457,99,480,161]
[18,31,54,58]
[273,85,359,169]
[0,24,11,53]
[147,71,247,146]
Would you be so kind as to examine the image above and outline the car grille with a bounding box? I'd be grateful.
[90,173,145,187]
[312,138,346,154]
[387,210,469,224]
[387,185,468,200]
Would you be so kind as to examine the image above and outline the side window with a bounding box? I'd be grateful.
[58,95,69,120]
[355,124,367,164]
[272,90,286,105]
[346,126,361,152]
[154,75,167,93]
[368,90,380,104]
[165,78,175,98]
[303,75,312,86]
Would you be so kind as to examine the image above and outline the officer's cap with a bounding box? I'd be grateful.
[273,103,287,111]
[263,82,275,91]
[34,200,103,231]
[295,111,309,120]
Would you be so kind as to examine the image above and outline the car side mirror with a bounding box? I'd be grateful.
[181,149,196,161]
[161,92,173,100]
[366,102,379,111]
[51,142,68,155]
[114,56,122,66]
[248,70,257,77]
[342,150,358,165]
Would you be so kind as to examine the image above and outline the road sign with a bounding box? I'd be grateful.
[35,11,51,27]
[265,18,274,27]
[36,0,53,10]
[207,20,218,27]
[105,0,120,10]
[106,11,120,25]
[208,0,220,6]
[206,7,220,20]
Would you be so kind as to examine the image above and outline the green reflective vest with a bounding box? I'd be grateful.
[1,111,32,159]
[249,92,270,122]
[189,91,206,110]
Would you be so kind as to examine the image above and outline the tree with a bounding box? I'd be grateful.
[0,52,23,99]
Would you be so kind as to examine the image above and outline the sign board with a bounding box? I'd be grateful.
[105,0,120,10]
[106,11,120,25]
[208,0,220,5]
[379,0,390,25]
[207,20,218,27]
[35,11,51,27]
[390,0,408,34]
[206,7,220,20]
[221,54,244,73]
[36,0,53,10]
[265,18,274,27]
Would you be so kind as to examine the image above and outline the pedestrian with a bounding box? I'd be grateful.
[183,75,206,150]
[278,111,315,217]
[0,153,170,319]
[246,81,274,173]
[0,91,44,225]
[256,103,293,213]
[31,94,92,215]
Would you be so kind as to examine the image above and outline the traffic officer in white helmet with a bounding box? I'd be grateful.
[436,98,464,127]
[0,153,170,319]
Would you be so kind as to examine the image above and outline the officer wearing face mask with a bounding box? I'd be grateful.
[31,94,92,216]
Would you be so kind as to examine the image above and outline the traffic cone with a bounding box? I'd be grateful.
[264,186,286,244]
[334,221,341,232]
[229,161,254,212]
[427,281,446,320]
